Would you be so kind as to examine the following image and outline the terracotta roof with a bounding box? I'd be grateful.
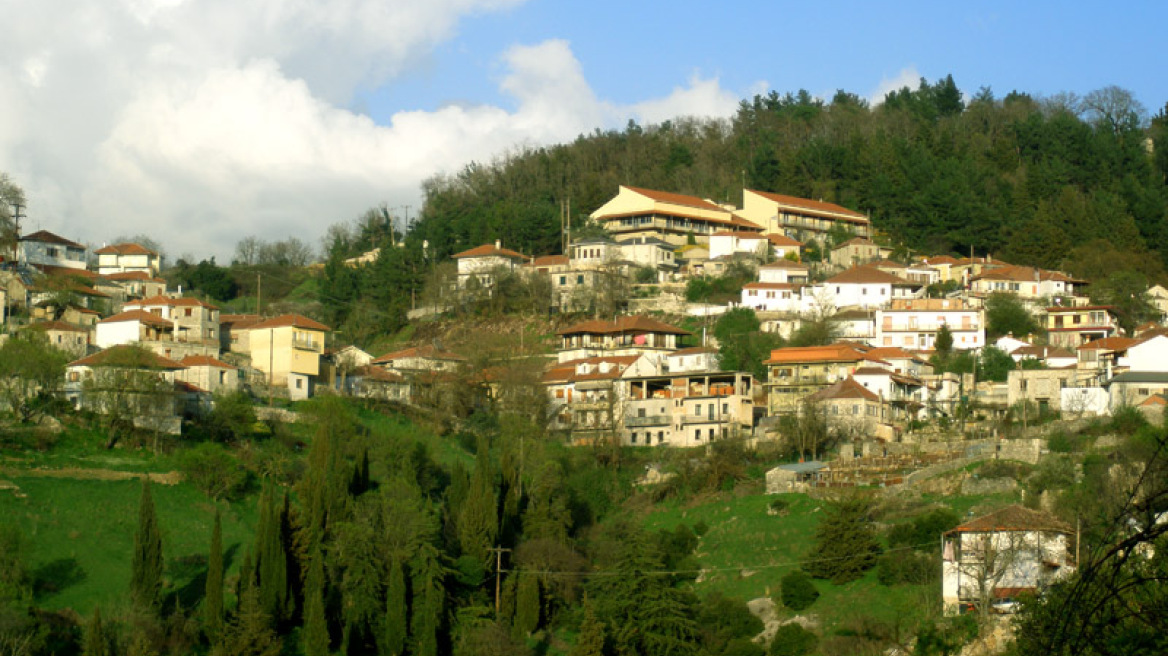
[1013,346,1075,360]
[556,315,690,336]
[712,230,771,239]
[1141,394,1168,407]
[98,310,174,328]
[247,314,331,332]
[973,265,1080,284]
[826,265,913,285]
[921,255,961,265]
[746,190,868,222]
[126,295,219,310]
[355,366,406,383]
[174,380,207,394]
[451,244,530,260]
[372,344,466,364]
[728,216,765,231]
[833,237,880,250]
[528,254,570,268]
[24,320,88,333]
[32,264,100,279]
[946,505,1072,535]
[864,347,926,362]
[623,186,729,213]
[20,230,85,249]
[764,343,871,365]
[766,234,803,247]
[178,355,237,369]
[807,376,881,402]
[543,355,643,383]
[68,345,185,370]
[1078,336,1138,352]
[94,242,158,256]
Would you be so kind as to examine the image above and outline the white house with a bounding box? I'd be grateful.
[758,260,810,284]
[451,241,529,290]
[1118,334,1168,373]
[708,231,802,261]
[942,505,1076,615]
[874,298,985,351]
[740,283,807,313]
[818,265,922,310]
[95,243,162,276]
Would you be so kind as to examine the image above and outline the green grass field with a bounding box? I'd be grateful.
[0,476,259,616]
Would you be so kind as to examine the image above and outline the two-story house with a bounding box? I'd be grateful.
[590,185,763,246]
[624,369,754,447]
[708,231,802,261]
[819,265,923,310]
[970,265,1085,301]
[24,320,91,358]
[555,316,690,364]
[95,242,162,276]
[451,241,530,292]
[18,230,88,270]
[124,296,220,346]
[764,343,886,415]
[942,505,1075,616]
[64,345,187,434]
[829,238,892,269]
[247,314,331,400]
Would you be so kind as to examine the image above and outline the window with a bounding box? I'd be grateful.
[184,308,193,317]
[219,371,226,384]
[559,276,566,285]
[295,378,303,389]
[657,431,664,443]
[630,433,637,444]
[577,275,584,284]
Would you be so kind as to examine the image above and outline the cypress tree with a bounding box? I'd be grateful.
[82,606,109,656]
[204,509,225,641]
[130,479,164,611]
[410,543,445,656]
[514,572,540,637]
[302,546,329,656]
[223,584,282,656]
[569,597,605,656]
[384,557,408,656]
[457,437,498,563]
[254,486,289,623]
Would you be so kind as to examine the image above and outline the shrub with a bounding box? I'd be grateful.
[769,498,790,514]
[723,638,765,656]
[886,508,960,551]
[875,551,937,586]
[699,592,764,647]
[770,623,817,656]
[1109,405,1149,436]
[180,442,249,500]
[779,570,819,611]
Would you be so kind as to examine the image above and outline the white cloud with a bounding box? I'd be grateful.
[0,1,750,261]
[869,66,922,105]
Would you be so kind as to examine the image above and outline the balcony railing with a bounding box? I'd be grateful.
[292,337,321,351]
[625,414,670,427]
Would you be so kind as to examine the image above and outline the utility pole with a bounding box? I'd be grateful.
[10,202,24,266]
[256,272,262,315]
[488,546,511,618]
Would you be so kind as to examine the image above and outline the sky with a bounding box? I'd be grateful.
[3,0,1166,262]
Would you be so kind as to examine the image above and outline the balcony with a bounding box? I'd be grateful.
[292,337,321,351]
[625,414,670,427]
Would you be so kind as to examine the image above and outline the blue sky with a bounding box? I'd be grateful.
[1,0,1164,260]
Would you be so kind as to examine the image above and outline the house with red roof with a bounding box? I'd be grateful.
[23,320,91,358]
[176,354,239,394]
[805,376,892,439]
[1043,305,1120,348]
[555,315,690,364]
[590,185,762,246]
[125,295,221,346]
[970,265,1085,300]
[738,189,871,241]
[18,230,87,271]
[763,343,888,416]
[708,231,802,261]
[95,242,162,276]
[104,271,168,301]
[246,314,331,400]
[828,237,892,269]
[942,505,1075,616]
[452,240,530,293]
[820,265,923,310]
[64,345,187,434]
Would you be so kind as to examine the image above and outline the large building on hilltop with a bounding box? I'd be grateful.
[737,189,871,241]
[589,186,763,245]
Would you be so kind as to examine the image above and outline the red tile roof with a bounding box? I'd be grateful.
[946,505,1072,534]
[126,295,219,310]
[248,314,331,332]
[98,310,174,328]
[528,254,570,268]
[372,344,466,364]
[1077,336,1138,352]
[20,230,85,249]
[68,345,185,370]
[178,355,237,369]
[807,376,881,403]
[24,320,88,333]
[624,186,729,213]
[764,343,872,365]
[746,190,869,222]
[826,265,912,285]
[451,244,529,260]
[94,242,158,256]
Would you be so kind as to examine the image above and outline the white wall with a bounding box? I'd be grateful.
[95,321,141,348]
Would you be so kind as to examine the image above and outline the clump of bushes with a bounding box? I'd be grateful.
[779,569,819,611]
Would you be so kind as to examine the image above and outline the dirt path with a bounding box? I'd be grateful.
[0,466,183,485]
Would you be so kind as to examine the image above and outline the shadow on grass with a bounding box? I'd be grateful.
[166,543,239,612]
[33,558,87,601]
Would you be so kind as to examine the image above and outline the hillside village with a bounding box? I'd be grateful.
[3,181,1168,656]
[5,184,1166,449]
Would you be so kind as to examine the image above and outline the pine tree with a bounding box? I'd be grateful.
[302,546,330,656]
[130,479,164,611]
[204,510,225,641]
[384,557,408,656]
[513,572,540,637]
[568,597,605,656]
[82,607,109,656]
[222,585,282,656]
[803,496,882,584]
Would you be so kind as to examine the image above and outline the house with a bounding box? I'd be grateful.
[544,354,651,440]
[322,344,374,394]
[616,237,680,278]
[95,242,162,276]
[176,355,239,394]
[1077,336,1139,374]
[247,314,331,400]
[1119,334,1168,373]
[1106,372,1168,409]
[665,346,720,373]
[1044,306,1121,348]
[95,310,179,349]
[1010,345,1077,368]
[868,259,939,286]
[24,320,90,358]
[942,505,1076,616]
[874,298,985,351]
[1007,368,1092,413]
[764,343,885,415]
[124,296,220,346]
[590,185,762,246]
[737,189,871,241]
[708,231,802,261]
[757,260,810,285]
[555,316,690,364]
[623,369,754,447]
[18,230,87,270]
[371,344,466,376]
[970,265,1084,300]
[829,238,891,269]
[820,265,923,310]
[833,309,876,342]
[806,376,893,440]
[220,314,264,354]
[1146,285,1168,320]
[104,271,168,300]
[451,241,530,291]
[64,345,187,434]
[740,282,806,313]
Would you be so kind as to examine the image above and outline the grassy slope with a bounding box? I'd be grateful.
[642,487,1022,632]
[0,476,259,615]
